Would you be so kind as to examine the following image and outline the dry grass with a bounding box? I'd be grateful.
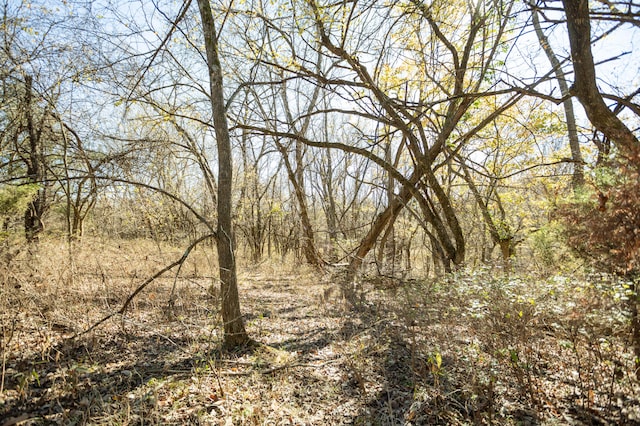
[1,237,639,425]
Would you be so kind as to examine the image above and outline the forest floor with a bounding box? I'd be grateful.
[1,238,640,425]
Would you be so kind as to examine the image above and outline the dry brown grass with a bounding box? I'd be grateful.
[1,237,639,425]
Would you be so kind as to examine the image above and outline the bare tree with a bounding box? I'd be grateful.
[196,0,251,348]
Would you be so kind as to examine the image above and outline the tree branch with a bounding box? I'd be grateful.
[72,233,217,339]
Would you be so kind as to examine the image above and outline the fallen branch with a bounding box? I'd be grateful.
[155,358,342,377]
[72,233,217,339]
[220,359,342,376]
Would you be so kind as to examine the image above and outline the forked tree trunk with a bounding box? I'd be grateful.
[562,0,639,160]
[343,175,419,306]
[196,0,250,348]
[345,164,465,293]
[422,167,465,266]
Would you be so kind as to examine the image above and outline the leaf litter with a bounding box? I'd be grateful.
[1,240,640,425]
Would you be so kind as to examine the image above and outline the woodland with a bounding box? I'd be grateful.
[1,0,640,424]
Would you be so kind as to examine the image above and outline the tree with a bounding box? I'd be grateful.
[196,0,251,348]
[531,6,584,190]
[554,0,640,377]
[18,75,49,241]
[277,79,325,267]
[558,162,640,378]
[236,130,281,263]
[561,0,639,160]
[230,0,525,285]
[0,0,114,242]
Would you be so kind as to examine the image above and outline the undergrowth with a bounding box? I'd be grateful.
[0,237,639,425]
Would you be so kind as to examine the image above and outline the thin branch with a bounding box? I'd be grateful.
[72,233,217,339]
[455,156,581,181]
[126,0,193,102]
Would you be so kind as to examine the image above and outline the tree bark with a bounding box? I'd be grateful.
[23,75,46,242]
[196,0,250,348]
[562,0,639,159]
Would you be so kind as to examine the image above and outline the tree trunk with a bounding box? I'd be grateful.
[628,279,640,380]
[323,151,339,261]
[196,0,250,348]
[532,9,584,190]
[422,167,465,266]
[23,75,46,242]
[346,174,417,286]
[561,0,639,160]
[277,78,324,267]
[275,140,323,266]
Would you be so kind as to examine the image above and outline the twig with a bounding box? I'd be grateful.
[72,234,216,339]
[168,246,204,310]
[126,0,193,103]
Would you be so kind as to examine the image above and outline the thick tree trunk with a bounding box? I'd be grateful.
[196,0,250,348]
[562,0,639,159]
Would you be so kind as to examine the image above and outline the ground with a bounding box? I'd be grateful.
[1,238,639,425]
